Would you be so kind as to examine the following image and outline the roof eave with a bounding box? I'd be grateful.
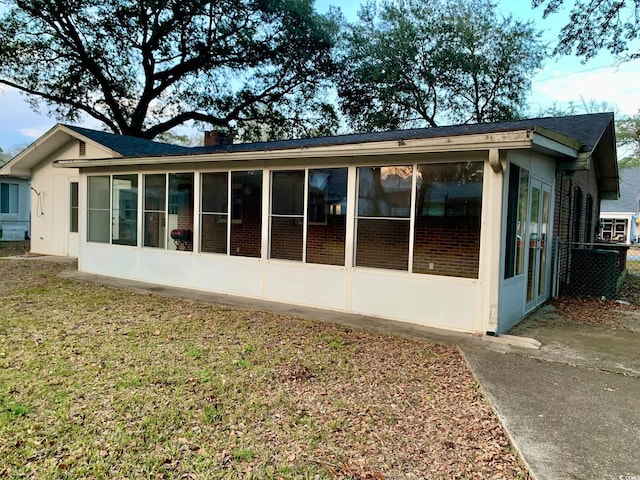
[54,129,578,168]
[0,124,123,177]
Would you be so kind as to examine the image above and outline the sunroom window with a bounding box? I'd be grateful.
[270,170,305,261]
[200,172,228,254]
[143,174,166,248]
[87,176,110,243]
[355,166,412,271]
[268,168,348,265]
[112,174,138,246]
[413,161,483,278]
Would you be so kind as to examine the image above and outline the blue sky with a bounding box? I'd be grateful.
[1,0,639,150]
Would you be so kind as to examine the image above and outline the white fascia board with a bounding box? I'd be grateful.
[53,130,535,168]
[531,131,580,159]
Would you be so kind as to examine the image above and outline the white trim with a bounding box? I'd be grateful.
[54,131,543,169]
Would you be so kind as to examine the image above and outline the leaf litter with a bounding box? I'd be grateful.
[0,259,530,479]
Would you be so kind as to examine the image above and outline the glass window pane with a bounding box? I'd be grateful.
[144,174,166,248]
[0,184,7,213]
[168,173,194,251]
[516,169,529,275]
[504,165,520,279]
[144,174,166,211]
[230,171,262,258]
[87,210,110,243]
[307,168,347,266]
[270,216,303,261]
[88,176,110,209]
[201,172,228,213]
[144,211,165,248]
[270,170,304,261]
[201,172,228,254]
[112,174,138,246]
[200,214,227,254]
[356,218,410,270]
[413,162,483,278]
[1,183,18,214]
[70,182,79,233]
[357,166,412,218]
[87,176,110,243]
[271,170,304,215]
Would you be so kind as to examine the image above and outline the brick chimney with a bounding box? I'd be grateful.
[204,130,234,146]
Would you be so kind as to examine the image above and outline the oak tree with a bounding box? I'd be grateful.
[336,0,545,132]
[533,0,640,60]
[0,0,338,139]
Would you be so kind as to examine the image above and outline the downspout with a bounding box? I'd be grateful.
[486,149,503,335]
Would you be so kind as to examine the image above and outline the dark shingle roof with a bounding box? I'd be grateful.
[601,167,640,213]
[65,112,614,159]
[191,112,614,157]
[65,125,193,157]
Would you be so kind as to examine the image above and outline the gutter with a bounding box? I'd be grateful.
[53,129,573,169]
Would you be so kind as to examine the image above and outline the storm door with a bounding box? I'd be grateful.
[525,180,552,311]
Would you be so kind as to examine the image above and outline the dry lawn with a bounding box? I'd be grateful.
[0,241,30,258]
[547,259,640,329]
[0,259,529,479]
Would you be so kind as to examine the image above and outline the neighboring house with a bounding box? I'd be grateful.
[0,174,30,241]
[599,167,640,244]
[0,113,618,334]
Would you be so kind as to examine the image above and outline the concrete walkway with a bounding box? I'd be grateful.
[7,255,640,480]
[461,307,640,480]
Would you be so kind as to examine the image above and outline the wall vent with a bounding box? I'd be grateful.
[79,140,86,157]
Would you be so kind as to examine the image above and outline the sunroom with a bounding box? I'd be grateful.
[79,153,488,333]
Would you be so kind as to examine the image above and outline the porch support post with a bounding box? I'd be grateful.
[482,149,505,333]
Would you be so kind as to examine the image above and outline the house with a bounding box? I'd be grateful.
[599,167,640,244]
[0,174,30,241]
[0,113,619,334]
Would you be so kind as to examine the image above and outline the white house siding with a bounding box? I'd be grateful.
[78,153,491,333]
[30,160,79,256]
[28,139,113,256]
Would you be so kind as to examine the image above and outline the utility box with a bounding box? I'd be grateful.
[568,248,619,299]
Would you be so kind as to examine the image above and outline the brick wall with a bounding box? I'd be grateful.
[200,214,227,253]
[356,219,410,270]
[144,212,164,248]
[270,217,303,260]
[230,189,261,258]
[553,164,602,292]
[306,216,346,266]
[413,215,481,278]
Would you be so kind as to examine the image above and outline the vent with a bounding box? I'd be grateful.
[79,140,86,157]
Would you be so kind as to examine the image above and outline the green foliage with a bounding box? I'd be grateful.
[533,0,640,60]
[0,148,8,166]
[0,0,339,140]
[617,112,640,167]
[337,0,545,132]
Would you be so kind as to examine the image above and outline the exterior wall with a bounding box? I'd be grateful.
[498,150,557,333]
[0,177,30,240]
[553,158,601,294]
[29,140,89,255]
[78,153,493,334]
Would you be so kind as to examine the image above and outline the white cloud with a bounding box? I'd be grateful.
[19,127,47,138]
[531,59,640,116]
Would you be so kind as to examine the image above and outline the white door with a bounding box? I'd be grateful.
[525,180,552,311]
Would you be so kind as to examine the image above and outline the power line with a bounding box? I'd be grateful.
[533,62,624,83]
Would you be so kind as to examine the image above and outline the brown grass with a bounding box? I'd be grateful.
[0,259,529,479]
